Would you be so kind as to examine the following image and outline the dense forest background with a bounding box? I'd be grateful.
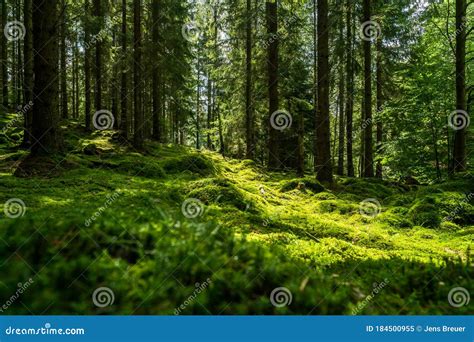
[0,0,472,314]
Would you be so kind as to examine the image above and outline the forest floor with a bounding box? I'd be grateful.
[0,113,473,314]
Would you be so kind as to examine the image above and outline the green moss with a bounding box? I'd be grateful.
[280,177,325,193]
[408,199,441,228]
[161,154,215,176]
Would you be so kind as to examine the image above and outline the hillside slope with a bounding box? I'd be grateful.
[0,120,472,314]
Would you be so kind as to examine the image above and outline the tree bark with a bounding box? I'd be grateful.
[133,0,144,149]
[375,35,383,178]
[84,0,92,130]
[151,0,161,141]
[31,0,62,155]
[94,0,102,113]
[362,0,374,177]
[337,11,345,176]
[120,0,128,138]
[266,0,280,169]
[345,0,355,177]
[245,0,255,159]
[2,0,8,109]
[315,0,333,183]
[22,0,33,146]
[60,0,68,119]
[453,0,467,172]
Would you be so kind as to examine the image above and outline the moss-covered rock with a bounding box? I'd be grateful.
[280,177,325,194]
[161,154,215,176]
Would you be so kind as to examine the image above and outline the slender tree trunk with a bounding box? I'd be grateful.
[315,0,333,183]
[60,0,68,119]
[22,0,33,146]
[345,0,355,177]
[31,0,62,155]
[312,0,317,169]
[337,12,345,176]
[120,0,128,138]
[111,31,119,129]
[196,47,201,150]
[375,36,383,178]
[84,0,92,130]
[133,0,144,149]
[1,0,8,109]
[362,0,374,177]
[245,0,255,159]
[151,0,161,141]
[453,0,467,172]
[266,1,280,169]
[94,0,102,113]
[207,75,213,149]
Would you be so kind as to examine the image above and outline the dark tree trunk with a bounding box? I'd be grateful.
[2,0,8,108]
[453,0,467,172]
[151,0,161,141]
[84,0,92,130]
[207,75,213,150]
[266,1,280,169]
[362,0,374,177]
[337,12,345,176]
[94,0,102,113]
[375,36,383,178]
[31,0,62,155]
[22,0,33,146]
[133,0,144,149]
[315,0,333,183]
[60,0,68,119]
[245,0,255,160]
[120,0,128,138]
[345,0,355,177]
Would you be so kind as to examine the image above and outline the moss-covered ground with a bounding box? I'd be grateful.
[0,115,472,314]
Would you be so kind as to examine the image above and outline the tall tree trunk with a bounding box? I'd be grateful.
[345,0,355,177]
[60,0,68,119]
[111,31,119,129]
[133,0,144,149]
[94,0,102,113]
[362,0,374,177]
[312,0,317,169]
[22,0,33,146]
[151,0,161,141]
[84,0,92,130]
[1,0,8,109]
[266,1,280,169]
[120,0,128,138]
[196,47,201,150]
[375,35,383,178]
[315,0,333,183]
[245,0,255,159]
[337,11,345,176]
[31,0,62,155]
[453,0,467,172]
[207,75,213,149]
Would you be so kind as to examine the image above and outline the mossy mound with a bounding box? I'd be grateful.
[408,197,441,228]
[161,154,215,176]
[280,177,325,194]
[187,177,250,211]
